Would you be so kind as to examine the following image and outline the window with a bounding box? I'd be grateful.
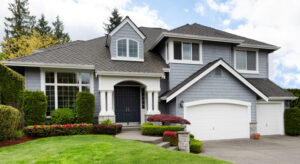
[235,49,258,73]
[44,71,92,116]
[117,38,138,58]
[173,41,201,63]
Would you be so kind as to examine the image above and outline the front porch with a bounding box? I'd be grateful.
[97,75,161,125]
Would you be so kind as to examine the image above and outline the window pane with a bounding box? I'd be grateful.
[182,43,191,60]
[174,41,182,60]
[118,39,127,57]
[45,72,54,83]
[46,86,55,116]
[236,50,247,70]
[81,73,90,84]
[58,86,79,109]
[192,43,199,61]
[129,40,138,57]
[82,86,90,92]
[57,72,79,84]
[247,51,256,71]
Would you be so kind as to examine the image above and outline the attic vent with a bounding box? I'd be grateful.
[215,68,222,76]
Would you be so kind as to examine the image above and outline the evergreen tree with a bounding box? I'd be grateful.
[52,16,70,42]
[104,8,123,34]
[35,14,52,35]
[4,0,35,38]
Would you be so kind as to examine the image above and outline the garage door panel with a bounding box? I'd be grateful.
[185,103,250,141]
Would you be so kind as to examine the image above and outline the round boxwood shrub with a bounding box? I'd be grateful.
[0,105,22,141]
[76,91,95,123]
[51,108,75,124]
[284,107,300,136]
[21,91,47,126]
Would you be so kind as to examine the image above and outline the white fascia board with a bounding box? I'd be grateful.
[97,71,163,77]
[1,61,95,70]
[163,68,170,72]
[237,43,280,51]
[109,17,146,40]
[165,60,269,102]
[268,97,297,101]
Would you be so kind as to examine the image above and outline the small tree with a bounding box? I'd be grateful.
[104,8,123,34]
[52,16,70,42]
[35,14,52,35]
[76,91,95,123]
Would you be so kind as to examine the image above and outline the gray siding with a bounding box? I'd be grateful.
[110,23,144,60]
[94,75,100,116]
[174,66,257,122]
[25,67,41,91]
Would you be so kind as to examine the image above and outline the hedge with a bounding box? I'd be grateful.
[0,105,22,141]
[284,107,300,136]
[51,108,75,124]
[141,123,183,136]
[24,124,122,137]
[76,92,95,123]
[190,138,203,153]
[21,91,47,125]
[0,63,24,106]
[287,89,300,108]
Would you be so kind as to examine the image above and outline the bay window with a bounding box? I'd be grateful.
[234,48,258,73]
[43,71,93,116]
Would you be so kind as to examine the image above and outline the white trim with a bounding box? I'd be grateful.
[268,97,297,101]
[237,43,280,50]
[183,99,252,123]
[97,71,163,77]
[233,47,259,74]
[164,60,269,102]
[111,57,143,62]
[163,68,170,72]
[109,17,146,39]
[2,61,95,70]
[115,38,141,61]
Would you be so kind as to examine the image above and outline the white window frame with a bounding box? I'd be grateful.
[40,68,94,115]
[113,38,142,62]
[168,38,203,64]
[234,47,259,74]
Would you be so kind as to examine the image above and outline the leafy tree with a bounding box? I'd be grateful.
[4,0,35,38]
[104,8,123,34]
[52,16,70,42]
[0,52,4,61]
[1,30,61,60]
[35,14,52,35]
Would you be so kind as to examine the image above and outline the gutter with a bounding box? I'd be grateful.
[268,97,298,101]
[97,71,163,77]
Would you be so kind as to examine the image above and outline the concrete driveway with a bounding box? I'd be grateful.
[201,135,300,164]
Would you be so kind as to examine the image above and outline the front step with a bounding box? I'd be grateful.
[156,141,170,148]
[168,146,178,151]
[122,126,141,132]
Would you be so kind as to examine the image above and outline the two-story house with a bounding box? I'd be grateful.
[2,17,296,140]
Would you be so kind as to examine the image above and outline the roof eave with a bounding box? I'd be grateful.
[237,43,280,51]
[268,97,298,101]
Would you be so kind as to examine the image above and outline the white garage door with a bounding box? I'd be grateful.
[184,99,251,141]
[257,101,284,135]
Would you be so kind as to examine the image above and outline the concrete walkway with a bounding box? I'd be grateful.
[201,135,300,164]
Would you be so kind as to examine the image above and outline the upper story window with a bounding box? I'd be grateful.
[234,48,259,74]
[170,40,202,64]
[117,38,139,58]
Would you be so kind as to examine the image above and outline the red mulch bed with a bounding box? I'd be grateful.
[0,136,38,148]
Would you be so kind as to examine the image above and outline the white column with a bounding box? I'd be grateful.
[99,91,107,115]
[153,91,160,114]
[106,90,114,115]
[147,91,153,114]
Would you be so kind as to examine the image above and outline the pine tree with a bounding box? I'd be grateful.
[35,14,52,35]
[4,0,35,38]
[104,8,123,34]
[52,16,70,42]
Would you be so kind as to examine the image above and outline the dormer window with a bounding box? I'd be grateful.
[117,38,139,58]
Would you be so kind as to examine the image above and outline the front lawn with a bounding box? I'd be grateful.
[0,135,229,164]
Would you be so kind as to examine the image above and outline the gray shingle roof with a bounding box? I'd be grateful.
[246,78,295,98]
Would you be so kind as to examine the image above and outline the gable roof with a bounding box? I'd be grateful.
[160,58,269,102]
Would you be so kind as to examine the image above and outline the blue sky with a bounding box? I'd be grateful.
[0,0,300,88]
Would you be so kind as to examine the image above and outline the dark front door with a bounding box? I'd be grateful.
[115,86,141,123]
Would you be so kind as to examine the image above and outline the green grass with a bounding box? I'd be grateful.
[0,135,230,164]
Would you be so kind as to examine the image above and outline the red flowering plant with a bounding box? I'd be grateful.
[147,114,191,125]
[163,131,178,146]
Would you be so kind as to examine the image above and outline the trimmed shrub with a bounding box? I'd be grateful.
[100,119,115,125]
[163,131,178,146]
[0,105,22,141]
[141,123,183,136]
[190,134,195,139]
[93,124,122,134]
[76,91,95,123]
[51,108,75,124]
[284,107,300,136]
[0,63,24,105]
[21,91,47,125]
[287,89,300,108]
[190,138,203,153]
[147,114,191,125]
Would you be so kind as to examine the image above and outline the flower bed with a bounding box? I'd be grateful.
[163,131,178,146]
[24,124,122,137]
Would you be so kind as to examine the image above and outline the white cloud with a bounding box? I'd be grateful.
[222,19,230,26]
[0,0,168,41]
[207,0,300,88]
[194,2,205,16]
[184,9,189,13]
